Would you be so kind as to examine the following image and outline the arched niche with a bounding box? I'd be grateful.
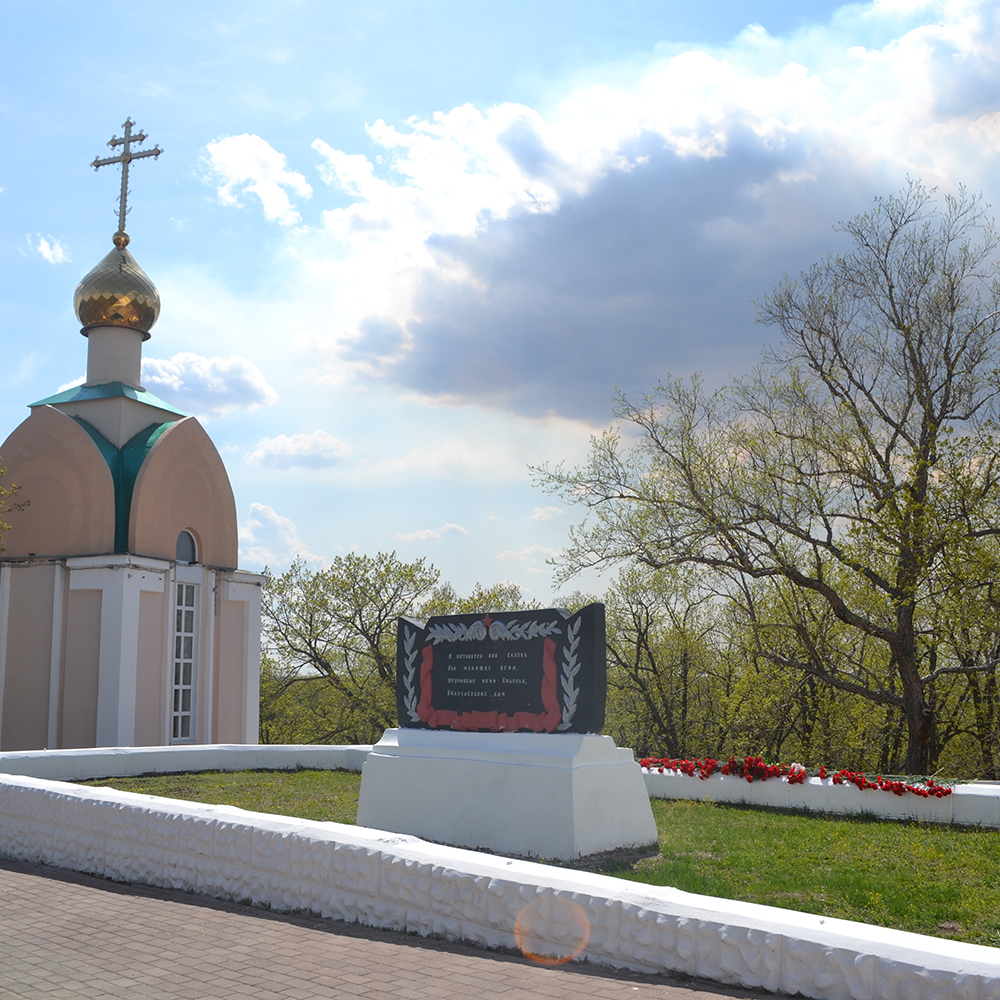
[175,529,197,564]
[0,405,116,557]
[129,417,238,568]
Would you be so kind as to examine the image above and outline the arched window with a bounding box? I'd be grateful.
[175,530,197,564]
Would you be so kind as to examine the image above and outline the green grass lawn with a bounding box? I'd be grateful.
[607,799,1000,949]
[79,770,1000,948]
[80,769,362,825]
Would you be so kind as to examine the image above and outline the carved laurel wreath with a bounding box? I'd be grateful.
[402,617,581,730]
[401,625,422,723]
[556,617,581,731]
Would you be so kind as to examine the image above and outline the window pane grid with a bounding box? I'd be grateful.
[171,583,196,741]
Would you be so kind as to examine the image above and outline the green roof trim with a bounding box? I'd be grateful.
[30,380,187,417]
[73,418,176,554]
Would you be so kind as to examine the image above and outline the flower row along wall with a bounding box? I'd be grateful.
[641,759,1000,828]
[642,756,954,797]
[0,771,998,1000]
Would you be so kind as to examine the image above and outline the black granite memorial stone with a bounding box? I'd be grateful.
[396,604,606,733]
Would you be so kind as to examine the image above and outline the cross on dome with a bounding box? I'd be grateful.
[91,118,163,248]
[76,118,164,335]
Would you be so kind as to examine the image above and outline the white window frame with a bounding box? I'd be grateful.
[171,571,200,742]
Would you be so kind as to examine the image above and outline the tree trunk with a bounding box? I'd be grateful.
[901,685,933,775]
[896,602,932,775]
[968,669,999,780]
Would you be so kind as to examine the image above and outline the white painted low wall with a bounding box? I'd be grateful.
[0,744,373,781]
[642,769,1000,828]
[2,744,999,832]
[0,773,996,1000]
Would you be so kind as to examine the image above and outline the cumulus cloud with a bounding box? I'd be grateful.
[33,235,70,264]
[141,353,278,418]
[496,544,559,563]
[204,134,312,226]
[339,316,409,374]
[56,375,85,393]
[531,505,564,520]
[286,2,1000,419]
[393,522,469,543]
[246,429,351,469]
[238,502,324,569]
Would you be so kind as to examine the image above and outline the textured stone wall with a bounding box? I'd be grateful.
[0,744,373,780]
[0,772,997,1000]
[2,743,1000,831]
[2,744,999,832]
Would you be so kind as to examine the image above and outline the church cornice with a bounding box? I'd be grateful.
[29,380,187,417]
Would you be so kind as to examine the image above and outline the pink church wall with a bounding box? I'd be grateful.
[134,590,166,746]
[1,405,260,750]
[60,589,101,749]
[1,564,54,751]
[215,599,247,744]
[0,406,116,558]
[129,418,239,569]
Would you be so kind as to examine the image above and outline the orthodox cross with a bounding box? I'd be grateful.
[91,118,163,243]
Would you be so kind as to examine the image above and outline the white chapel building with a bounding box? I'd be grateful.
[0,128,263,751]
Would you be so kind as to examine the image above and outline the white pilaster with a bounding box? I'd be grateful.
[224,573,263,744]
[202,569,217,744]
[245,583,262,744]
[68,556,167,748]
[47,563,65,749]
[162,565,176,745]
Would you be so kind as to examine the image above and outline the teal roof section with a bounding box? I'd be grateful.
[30,380,187,417]
[73,418,175,554]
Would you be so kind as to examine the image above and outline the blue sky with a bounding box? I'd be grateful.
[2,1,998,600]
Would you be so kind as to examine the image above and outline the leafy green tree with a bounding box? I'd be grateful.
[419,580,540,617]
[725,574,918,771]
[260,552,440,744]
[260,557,550,745]
[603,564,721,758]
[925,541,1000,777]
[538,181,1000,774]
[601,566,884,766]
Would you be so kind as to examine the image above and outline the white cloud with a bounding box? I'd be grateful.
[246,429,351,469]
[393,522,468,543]
[141,353,278,418]
[496,544,559,563]
[531,505,564,521]
[34,235,70,264]
[282,1,1000,418]
[238,502,324,570]
[204,134,312,226]
[56,375,85,393]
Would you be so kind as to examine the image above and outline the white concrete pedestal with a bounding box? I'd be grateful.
[356,728,658,860]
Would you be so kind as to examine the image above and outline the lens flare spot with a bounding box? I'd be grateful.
[514,896,590,966]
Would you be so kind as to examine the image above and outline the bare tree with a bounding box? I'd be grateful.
[538,181,1000,774]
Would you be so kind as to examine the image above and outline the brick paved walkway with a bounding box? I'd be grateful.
[0,859,779,1000]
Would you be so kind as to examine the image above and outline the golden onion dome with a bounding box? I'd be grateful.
[74,231,160,340]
